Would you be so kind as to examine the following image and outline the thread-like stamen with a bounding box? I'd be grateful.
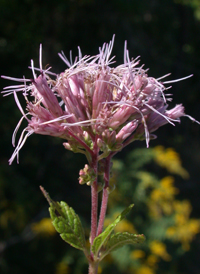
[163,74,193,84]
[13,91,29,120]
[9,129,34,165]
[38,114,73,125]
[31,60,37,79]
[1,75,30,82]
[156,73,171,81]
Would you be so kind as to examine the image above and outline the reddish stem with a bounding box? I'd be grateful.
[90,181,98,245]
[97,187,109,235]
[97,156,111,235]
[89,261,99,274]
[90,136,99,246]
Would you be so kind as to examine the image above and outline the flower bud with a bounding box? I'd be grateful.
[79,164,96,185]
[116,121,138,143]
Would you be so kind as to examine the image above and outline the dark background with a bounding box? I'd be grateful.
[0,0,200,273]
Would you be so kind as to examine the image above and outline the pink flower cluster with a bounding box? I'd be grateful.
[2,36,198,164]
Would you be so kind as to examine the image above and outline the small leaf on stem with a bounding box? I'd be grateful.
[92,204,134,259]
[99,232,145,261]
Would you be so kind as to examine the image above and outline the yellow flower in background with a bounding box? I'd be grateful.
[135,265,155,274]
[103,217,112,228]
[148,199,174,219]
[105,213,137,234]
[114,218,137,234]
[149,241,171,261]
[130,249,146,259]
[130,252,159,273]
[31,218,56,236]
[150,188,163,201]
[166,218,200,251]
[146,254,160,267]
[160,176,179,196]
[188,219,200,234]
[175,213,187,226]
[173,200,192,217]
[166,227,176,236]
[153,146,189,179]
[150,176,179,202]
[149,176,179,218]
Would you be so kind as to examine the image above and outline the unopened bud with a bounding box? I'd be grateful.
[79,164,96,185]
[97,138,106,151]
[102,129,117,149]
[63,142,72,151]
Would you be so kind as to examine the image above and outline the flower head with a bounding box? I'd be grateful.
[2,36,199,164]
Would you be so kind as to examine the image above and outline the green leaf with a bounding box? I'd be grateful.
[40,186,86,251]
[92,204,134,259]
[99,232,145,261]
[49,201,86,251]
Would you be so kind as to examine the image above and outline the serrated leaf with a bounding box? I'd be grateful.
[40,186,86,251]
[92,204,134,259]
[99,232,145,261]
[49,201,86,251]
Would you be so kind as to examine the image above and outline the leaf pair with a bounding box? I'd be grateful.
[41,186,145,262]
[91,204,145,261]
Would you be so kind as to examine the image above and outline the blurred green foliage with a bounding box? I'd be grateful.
[0,0,200,273]
[174,0,200,20]
[101,146,200,274]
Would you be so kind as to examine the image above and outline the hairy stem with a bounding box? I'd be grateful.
[97,187,109,235]
[91,182,98,245]
[89,261,99,274]
[97,156,111,235]
[90,136,99,246]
